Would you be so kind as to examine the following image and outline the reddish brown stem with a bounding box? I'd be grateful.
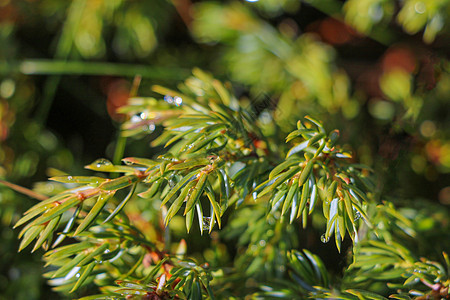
[0,179,48,201]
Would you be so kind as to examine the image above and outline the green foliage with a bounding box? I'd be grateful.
[192,1,354,121]
[11,70,449,299]
[1,0,449,299]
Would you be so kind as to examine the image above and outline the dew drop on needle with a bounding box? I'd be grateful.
[321,234,330,243]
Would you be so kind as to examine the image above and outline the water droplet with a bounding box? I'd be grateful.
[174,96,183,107]
[67,176,73,181]
[168,179,175,188]
[182,143,194,152]
[75,273,81,278]
[104,249,110,253]
[252,182,257,200]
[140,110,149,119]
[168,174,176,188]
[143,123,155,133]
[64,266,81,280]
[321,234,330,243]
[94,159,113,168]
[123,160,134,166]
[259,240,266,247]
[130,115,142,124]
[164,95,174,104]
[202,217,211,231]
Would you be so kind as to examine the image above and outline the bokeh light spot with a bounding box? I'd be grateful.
[439,186,450,205]
[368,99,395,120]
[420,120,436,138]
[0,79,15,99]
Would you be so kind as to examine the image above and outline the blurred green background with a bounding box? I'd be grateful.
[0,0,449,299]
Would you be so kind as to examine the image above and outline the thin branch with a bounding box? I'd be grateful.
[0,179,48,201]
[0,59,190,80]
